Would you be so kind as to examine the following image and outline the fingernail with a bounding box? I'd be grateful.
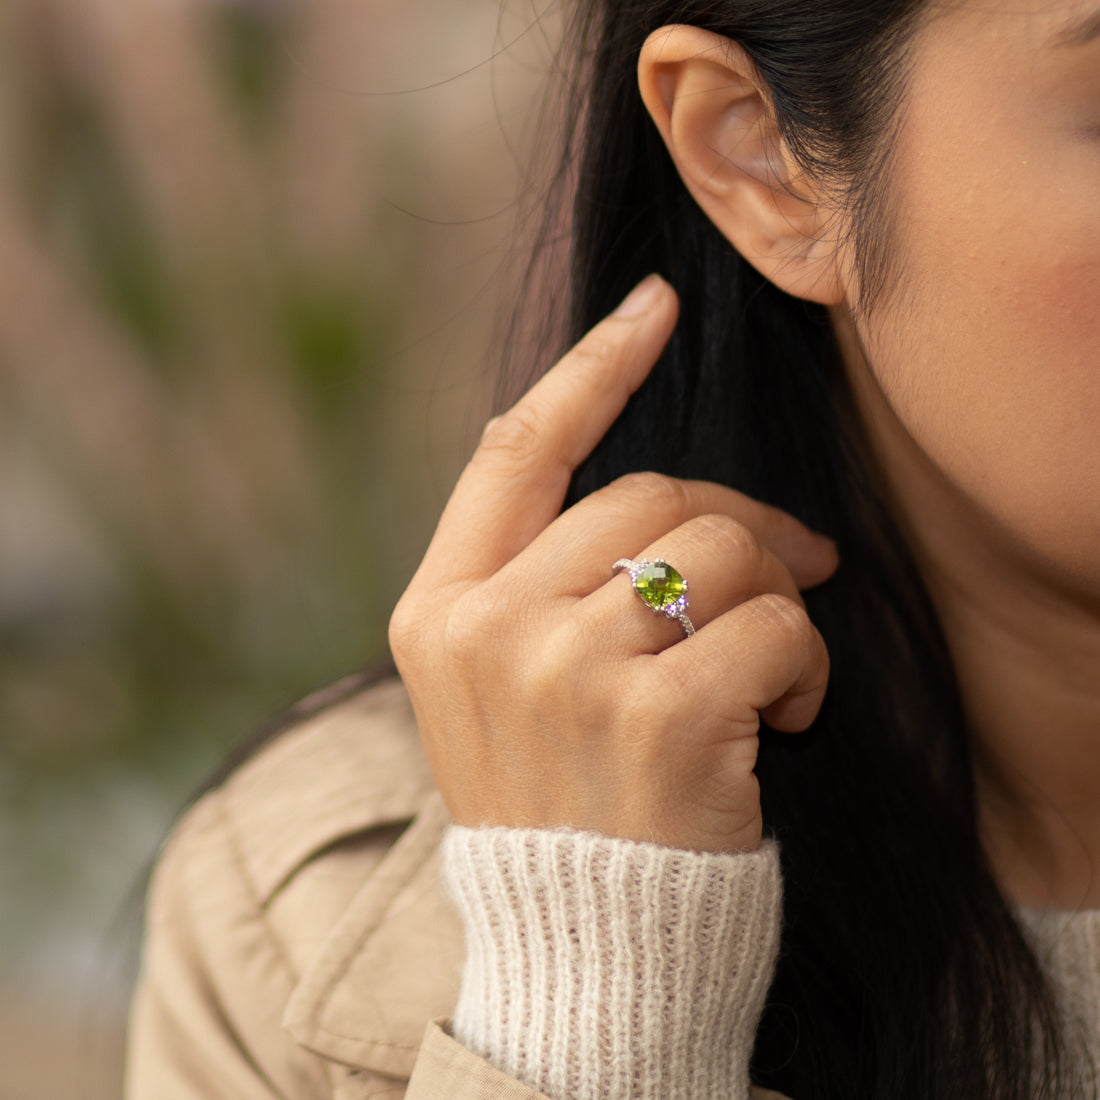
[612,274,666,318]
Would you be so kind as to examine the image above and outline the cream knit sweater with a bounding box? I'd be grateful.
[442,826,1100,1100]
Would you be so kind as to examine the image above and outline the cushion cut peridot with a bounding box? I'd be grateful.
[633,561,686,610]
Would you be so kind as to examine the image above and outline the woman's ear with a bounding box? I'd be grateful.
[638,25,848,306]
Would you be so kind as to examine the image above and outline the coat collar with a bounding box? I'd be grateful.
[251,675,466,1082]
[221,677,441,906]
[282,791,463,1079]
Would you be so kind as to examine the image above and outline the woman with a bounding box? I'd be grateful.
[126,0,1100,1097]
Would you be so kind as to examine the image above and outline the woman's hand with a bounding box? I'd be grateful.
[389,275,838,853]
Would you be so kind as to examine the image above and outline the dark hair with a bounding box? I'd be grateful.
[499,2,1086,1097]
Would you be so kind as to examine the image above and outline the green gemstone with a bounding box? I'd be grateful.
[633,561,686,610]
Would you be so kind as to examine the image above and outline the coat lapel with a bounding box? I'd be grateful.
[283,792,464,1080]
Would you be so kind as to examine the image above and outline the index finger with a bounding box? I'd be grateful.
[423,275,680,582]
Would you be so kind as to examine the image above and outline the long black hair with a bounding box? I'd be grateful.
[496,1,1085,1097]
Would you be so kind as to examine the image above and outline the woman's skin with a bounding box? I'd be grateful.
[843,0,1100,911]
[392,0,1099,905]
[391,274,838,855]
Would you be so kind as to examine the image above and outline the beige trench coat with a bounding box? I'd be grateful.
[126,677,791,1100]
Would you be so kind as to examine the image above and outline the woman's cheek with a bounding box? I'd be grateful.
[855,195,1100,590]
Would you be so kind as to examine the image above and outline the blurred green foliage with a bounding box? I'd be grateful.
[0,1,431,786]
[0,1,554,1092]
[0,0,540,931]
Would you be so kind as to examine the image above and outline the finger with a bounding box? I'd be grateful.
[582,513,815,655]
[421,275,679,583]
[515,472,838,596]
[659,591,830,734]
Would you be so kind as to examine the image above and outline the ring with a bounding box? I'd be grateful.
[612,558,695,637]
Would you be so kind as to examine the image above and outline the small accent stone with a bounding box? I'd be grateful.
[633,561,686,610]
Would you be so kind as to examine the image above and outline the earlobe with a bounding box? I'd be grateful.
[638,25,848,306]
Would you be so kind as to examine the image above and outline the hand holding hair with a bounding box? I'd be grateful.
[389,275,838,854]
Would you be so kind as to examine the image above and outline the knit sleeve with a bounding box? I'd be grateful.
[441,825,783,1100]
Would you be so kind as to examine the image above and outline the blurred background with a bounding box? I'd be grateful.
[0,0,559,1094]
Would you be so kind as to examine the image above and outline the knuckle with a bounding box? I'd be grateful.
[608,470,687,515]
[478,404,546,464]
[388,595,425,665]
[687,513,763,568]
[751,591,813,639]
[525,631,579,704]
[569,334,617,377]
[440,591,498,662]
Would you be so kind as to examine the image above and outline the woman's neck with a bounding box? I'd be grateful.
[929,551,1100,910]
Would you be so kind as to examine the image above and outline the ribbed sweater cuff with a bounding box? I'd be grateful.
[441,825,783,1100]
